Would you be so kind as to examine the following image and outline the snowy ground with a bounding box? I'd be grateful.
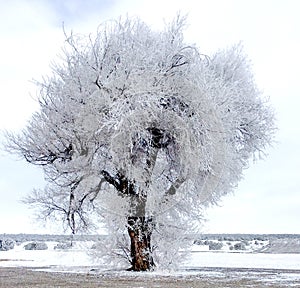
[1,235,300,287]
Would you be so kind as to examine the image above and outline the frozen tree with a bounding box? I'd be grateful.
[5,16,275,271]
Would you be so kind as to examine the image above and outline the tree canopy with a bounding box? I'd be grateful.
[5,16,275,270]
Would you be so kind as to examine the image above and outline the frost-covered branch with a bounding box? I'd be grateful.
[5,15,275,270]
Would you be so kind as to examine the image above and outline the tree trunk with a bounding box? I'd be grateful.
[127,216,154,271]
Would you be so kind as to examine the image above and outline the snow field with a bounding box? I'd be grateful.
[1,240,300,271]
[1,240,300,286]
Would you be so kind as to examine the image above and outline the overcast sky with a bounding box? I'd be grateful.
[0,0,299,234]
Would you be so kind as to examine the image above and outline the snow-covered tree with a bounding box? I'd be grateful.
[5,16,275,271]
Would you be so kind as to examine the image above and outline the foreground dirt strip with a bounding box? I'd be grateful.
[0,267,298,288]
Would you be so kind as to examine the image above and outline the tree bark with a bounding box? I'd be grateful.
[127,216,154,271]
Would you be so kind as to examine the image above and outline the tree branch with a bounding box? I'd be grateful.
[101,170,135,196]
[164,177,185,196]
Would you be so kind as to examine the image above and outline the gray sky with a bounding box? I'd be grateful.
[0,0,299,234]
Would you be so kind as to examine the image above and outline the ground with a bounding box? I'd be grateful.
[1,267,300,287]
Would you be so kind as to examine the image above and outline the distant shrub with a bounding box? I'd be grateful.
[233,242,246,250]
[223,237,235,242]
[254,240,260,245]
[208,241,223,250]
[194,239,205,245]
[54,242,72,250]
[0,239,15,251]
[193,239,223,250]
[254,236,266,241]
[24,242,48,250]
